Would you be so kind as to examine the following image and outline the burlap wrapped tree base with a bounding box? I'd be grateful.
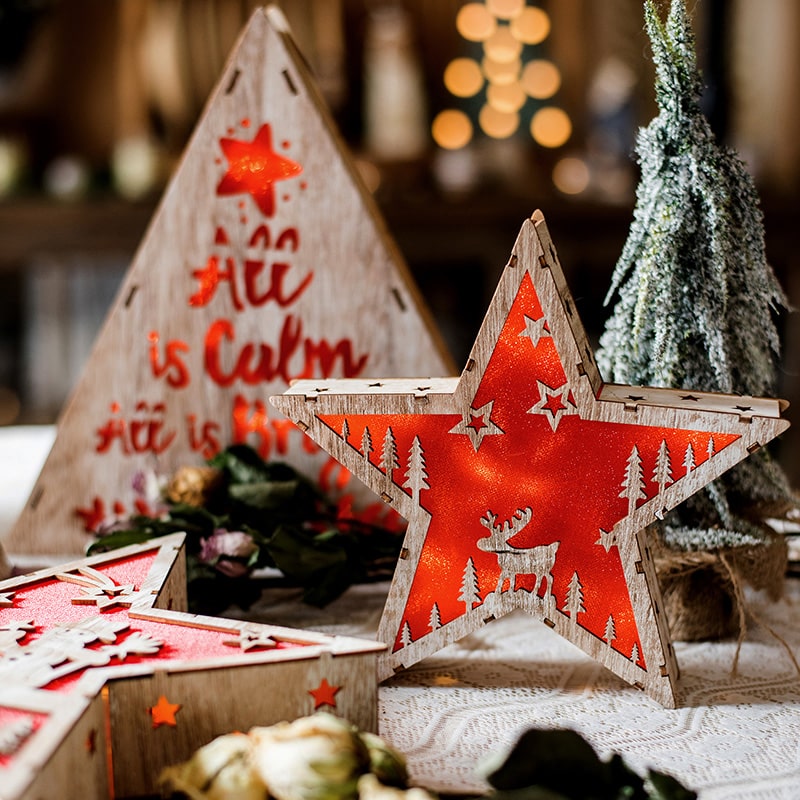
[650,528,788,642]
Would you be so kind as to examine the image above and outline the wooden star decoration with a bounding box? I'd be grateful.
[0,534,382,800]
[271,210,790,708]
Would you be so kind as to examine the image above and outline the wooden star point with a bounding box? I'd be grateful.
[272,210,790,708]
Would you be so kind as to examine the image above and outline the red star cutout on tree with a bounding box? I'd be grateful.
[216,122,303,217]
[149,695,181,728]
[308,678,341,710]
[272,211,789,708]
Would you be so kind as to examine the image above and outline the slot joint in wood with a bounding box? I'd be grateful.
[30,486,44,510]
[747,442,761,453]
[225,69,242,94]
[538,255,549,269]
[124,285,139,308]
[390,287,407,311]
[635,561,644,574]
[507,254,518,268]
[295,420,309,432]
[543,617,555,628]
[483,614,496,624]
[282,68,298,95]
[465,358,476,372]
[380,492,393,504]
[399,547,410,560]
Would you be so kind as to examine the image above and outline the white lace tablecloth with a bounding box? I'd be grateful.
[3,426,800,799]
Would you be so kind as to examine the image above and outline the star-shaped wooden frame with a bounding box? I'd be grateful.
[271,211,789,708]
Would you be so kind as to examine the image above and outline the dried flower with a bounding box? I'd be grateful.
[356,775,434,800]
[359,732,408,788]
[159,732,265,800]
[164,466,222,507]
[251,714,369,800]
[199,529,258,579]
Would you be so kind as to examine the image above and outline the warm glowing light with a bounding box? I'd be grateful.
[483,26,522,63]
[530,107,572,148]
[456,3,496,41]
[521,59,561,99]
[487,0,525,20]
[482,55,521,86]
[432,109,474,149]
[479,104,519,139]
[510,6,551,44]
[487,82,527,113]
[444,58,485,98]
[553,157,590,194]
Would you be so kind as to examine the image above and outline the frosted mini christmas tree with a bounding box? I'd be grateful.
[597,0,797,558]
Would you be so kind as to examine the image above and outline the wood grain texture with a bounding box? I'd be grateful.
[6,5,453,559]
[271,210,790,708]
[0,533,383,800]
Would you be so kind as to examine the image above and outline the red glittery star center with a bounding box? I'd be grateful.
[216,123,303,217]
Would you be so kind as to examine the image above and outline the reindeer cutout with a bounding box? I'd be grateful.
[477,507,559,598]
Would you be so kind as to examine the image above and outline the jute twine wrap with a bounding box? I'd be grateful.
[652,530,787,643]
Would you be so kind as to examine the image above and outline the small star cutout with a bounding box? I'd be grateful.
[519,314,550,348]
[528,380,577,431]
[449,400,504,451]
[308,678,341,710]
[149,695,181,728]
[217,122,303,217]
[0,591,15,608]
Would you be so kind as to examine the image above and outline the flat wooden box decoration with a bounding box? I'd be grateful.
[271,211,790,708]
[5,5,451,559]
[0,533,383,800]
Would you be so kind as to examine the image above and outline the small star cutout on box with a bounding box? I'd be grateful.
[308,678,341,710]
[271,210,789,708]
[149,695,181,728]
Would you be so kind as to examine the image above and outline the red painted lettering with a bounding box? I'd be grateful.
[204,316,369,388]
[187,414,222,459]
[243,260,313,308]
[148,331,190,388]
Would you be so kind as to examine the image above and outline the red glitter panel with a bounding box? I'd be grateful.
[1,548,306,695]
[318,274,740,667]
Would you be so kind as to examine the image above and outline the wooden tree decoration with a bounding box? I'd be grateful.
[271,211,790,708]
[0,534,382,800]
[5,6,451,558]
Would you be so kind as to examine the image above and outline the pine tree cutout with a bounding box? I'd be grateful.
[630,643,640,665]
[429,602,442,632]
[381,426,400,485]
[653,439,674,497]
[683,442,695,476]
[563,571,585,625]
[341,418,350,443]
[400,621,413,648]
[403,435,430,503]
[361,426,373,464]
[596,0,796,548]
[620,445,647,515]
[458,557,480,611]
[604,614,617,647]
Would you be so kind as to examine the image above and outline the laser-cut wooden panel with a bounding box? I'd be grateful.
[271,211,790,708]
[6,6,452,558]
[0,534,383,800]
